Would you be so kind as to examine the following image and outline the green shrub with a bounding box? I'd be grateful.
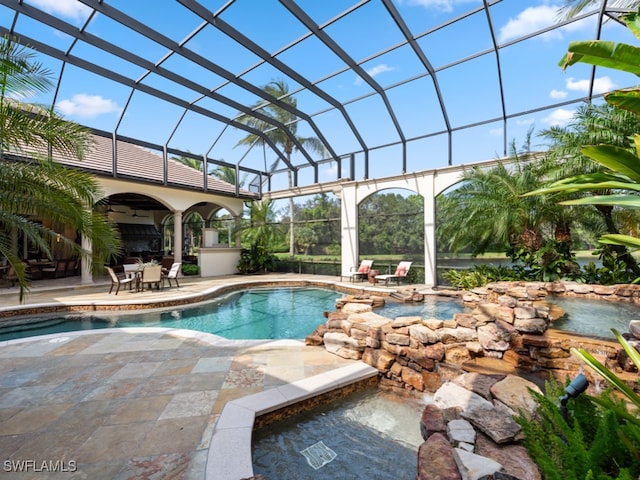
[441,264,529,289]
[181,264,200,275]
[517,378,640,480]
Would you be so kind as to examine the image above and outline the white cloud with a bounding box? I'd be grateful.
[399,0,479,13]
[550,89,568,99]
[367,64,394,77]
[543,108,575,126]
[516,118,536,126]
[498,3,596,43]
[489,127,503,137]
[565,76,617,95]
[497,4,593,43]
[322,162,338,178]
[499,5,560,43]
[355,64,394,85]
[28,0,92,23]
[56,94,120,118]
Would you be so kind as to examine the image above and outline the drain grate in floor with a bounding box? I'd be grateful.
[300,441,337,470]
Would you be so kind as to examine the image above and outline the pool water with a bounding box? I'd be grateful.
[0,287,342,341]
[1,288,635,342]
[378,297,468,320]
[252,387,428,479]
[548,296,640,338]
[0,288,467,342]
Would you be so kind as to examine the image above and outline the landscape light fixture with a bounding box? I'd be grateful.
[559,373,589,421]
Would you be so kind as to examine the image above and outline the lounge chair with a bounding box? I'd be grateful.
[105,266,134,295]
[163,262,181,288]
[375,261,412,287]
[346,259,373,283]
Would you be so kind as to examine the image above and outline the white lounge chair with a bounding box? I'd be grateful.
[346,259,373,283]
[375,261,412,287]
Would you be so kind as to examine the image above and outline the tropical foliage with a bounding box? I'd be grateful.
[572,328,640,428]
[515,11,640,479]
[360,192,424,255]
[526,8,640,278]
[237,200,280,273]
[517,377,640,480]
[234,79,327,257]
[0,36,121,300]
[436,135,582,281]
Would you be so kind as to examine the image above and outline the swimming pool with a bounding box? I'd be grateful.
[0,287,342,341]
[252,386,427,479]
[0,287,634,342]
[0,287,472,342]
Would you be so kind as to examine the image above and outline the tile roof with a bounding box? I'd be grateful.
[10,134,256,199]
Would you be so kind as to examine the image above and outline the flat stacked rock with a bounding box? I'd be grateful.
[417,372,542,480]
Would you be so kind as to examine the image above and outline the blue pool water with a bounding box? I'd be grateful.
[548,296,640,338]
[0,288,467,342]
[253,386,427,479]
[0,287,342,341]
[0,287,634,342]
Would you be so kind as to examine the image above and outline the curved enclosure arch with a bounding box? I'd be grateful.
[358,188,424,280]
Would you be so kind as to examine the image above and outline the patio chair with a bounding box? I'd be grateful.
[163,262,181,288]
[140,264,163,291]
[65,258,78,277]
[42,260,67,279]
[105,266,134,295]
[375,261,412,287]
[346,259,373,283]
[5,265,17,287]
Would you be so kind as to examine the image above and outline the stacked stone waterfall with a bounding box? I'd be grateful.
[306,281,640,480]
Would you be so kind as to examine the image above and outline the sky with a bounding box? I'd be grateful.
[1,0,638,193]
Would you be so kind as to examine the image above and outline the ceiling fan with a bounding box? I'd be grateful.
[130,209,149,218]
[102,202,125,214]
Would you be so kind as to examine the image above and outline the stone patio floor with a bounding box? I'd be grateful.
[0,273,406,479]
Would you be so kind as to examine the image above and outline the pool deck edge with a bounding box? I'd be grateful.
[206,362,379,480]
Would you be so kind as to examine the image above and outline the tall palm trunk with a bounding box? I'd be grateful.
[596,204,640,275]
[288,169,295,257]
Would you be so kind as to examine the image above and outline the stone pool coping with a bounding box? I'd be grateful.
[207,361,378,480]
[0,275,403,320]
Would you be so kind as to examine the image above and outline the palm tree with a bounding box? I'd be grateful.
[171,153,202,171]
[0,36,122,300]
[537,103,640,274]
[211,164,245,188]
[238,200,281,273]
[234,79,326,257]
[437,131,576,260]
[558,1,640,20]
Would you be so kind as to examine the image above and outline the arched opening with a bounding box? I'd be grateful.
[358,188,424,282]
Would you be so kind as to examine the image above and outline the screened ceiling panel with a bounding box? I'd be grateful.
[438,56,503,128]
[0,0,634,194]
[386,77,448,139]
[221,0,309,53]
[416,11,493,70]
[275,35,348,84]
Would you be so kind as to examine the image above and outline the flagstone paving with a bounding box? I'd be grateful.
[0,274,383,479]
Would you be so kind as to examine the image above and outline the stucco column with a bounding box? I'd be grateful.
[173,210,183,264]
[423,183,436,287]
[80,234,93,285]
[234,215,241,248]
[339,185,359,277]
